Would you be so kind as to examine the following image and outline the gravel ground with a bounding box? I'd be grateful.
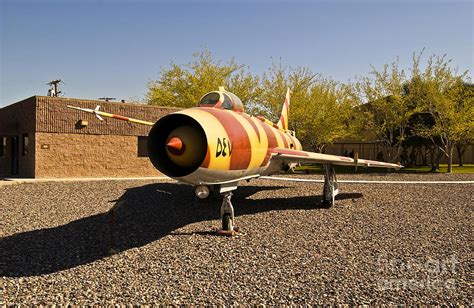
[1,173,472,305]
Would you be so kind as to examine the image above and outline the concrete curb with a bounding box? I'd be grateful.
[0,176,172,184]
[260,176,474,184]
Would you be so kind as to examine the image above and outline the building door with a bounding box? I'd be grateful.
[11,136,19,175]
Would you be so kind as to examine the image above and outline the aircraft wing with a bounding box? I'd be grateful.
[269,148,402,169]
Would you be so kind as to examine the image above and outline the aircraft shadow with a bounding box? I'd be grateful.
[0,183,362,277]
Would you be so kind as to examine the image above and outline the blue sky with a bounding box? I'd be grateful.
[1,0,472,107]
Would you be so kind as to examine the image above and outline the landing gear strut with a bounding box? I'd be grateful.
[216,192,239,236]
[322,164,339,208]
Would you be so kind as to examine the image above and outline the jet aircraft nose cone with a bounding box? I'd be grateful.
[166,137,185,155]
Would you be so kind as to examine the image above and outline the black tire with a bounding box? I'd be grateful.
[321,198,333,209]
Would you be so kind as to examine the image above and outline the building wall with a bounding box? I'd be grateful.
[0,97,36,133]
[35,133,161,178]
[35,96,179,136]
[0,134,36,178]
[463,145,474,164]
[0,137,9,176]
[19,134,36,177]
[0,97,37,177]
[0,137,8,176]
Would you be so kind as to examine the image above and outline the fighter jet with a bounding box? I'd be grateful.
[68,87,401,234]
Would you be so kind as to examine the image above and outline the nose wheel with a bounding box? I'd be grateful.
[216,192,239,236]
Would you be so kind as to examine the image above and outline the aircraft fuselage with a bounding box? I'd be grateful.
[147,107,303,185]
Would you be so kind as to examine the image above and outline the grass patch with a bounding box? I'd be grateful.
[293,164,474,174]
[401,164,474,174]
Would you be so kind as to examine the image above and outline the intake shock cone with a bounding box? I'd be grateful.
[165,125,206,168]
[148,113,208,177]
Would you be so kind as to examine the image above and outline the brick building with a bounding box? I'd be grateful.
[0,96,178,178]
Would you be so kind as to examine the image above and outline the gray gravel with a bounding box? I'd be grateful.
[1,173,472,305]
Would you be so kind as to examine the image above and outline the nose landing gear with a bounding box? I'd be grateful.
[216,192,240,236]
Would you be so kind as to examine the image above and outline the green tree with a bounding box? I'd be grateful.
[456,84,474,166]
[256,62,317,122]
[292,80,356,152]
[254,61,292,120]
[146,49,259,108]
[257,62,354,152]
[412,54,472,172]
[354,58,416,163]
[227,66,262,111]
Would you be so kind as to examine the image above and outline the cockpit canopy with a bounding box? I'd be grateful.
[198,87,244,112]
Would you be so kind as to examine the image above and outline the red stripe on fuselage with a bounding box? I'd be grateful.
[260,122,278,166]
[204,109,252,170]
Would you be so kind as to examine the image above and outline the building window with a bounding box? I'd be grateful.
[138,136,148,157]
[0,137,5,157]
[22,134,29,156]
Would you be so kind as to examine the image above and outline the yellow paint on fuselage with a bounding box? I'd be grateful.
[273,129,285,148]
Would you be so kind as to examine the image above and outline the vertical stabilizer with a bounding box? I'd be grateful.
[277,88,291,131]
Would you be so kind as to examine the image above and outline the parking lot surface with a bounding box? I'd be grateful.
[1,173,472,304]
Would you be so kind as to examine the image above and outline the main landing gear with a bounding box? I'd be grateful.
[322,164,339,208]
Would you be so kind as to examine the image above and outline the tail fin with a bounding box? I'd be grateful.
[277,88,291,131]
